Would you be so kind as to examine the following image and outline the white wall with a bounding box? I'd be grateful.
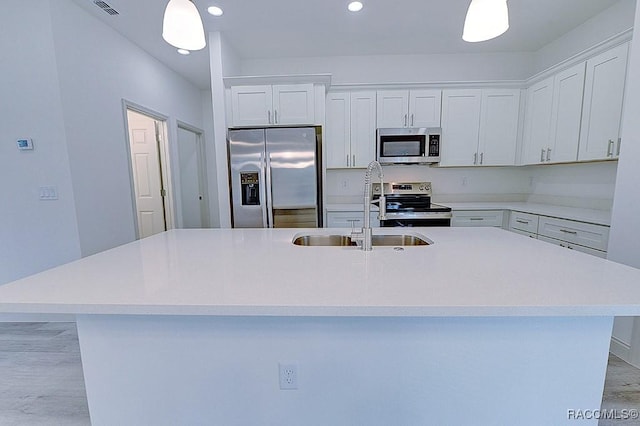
[242,52,534,85]
[0,1,81,285]
[533,0,635,73]
[608,0,640,352]
[49,0,205,256]
[525,162,618,210]
[326,166,530,204]
[327,162,618,209]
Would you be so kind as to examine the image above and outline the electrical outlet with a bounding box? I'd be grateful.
[279,362,298,390]
[341,180,348,189]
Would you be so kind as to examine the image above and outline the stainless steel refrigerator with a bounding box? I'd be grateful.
[228,127,322,228]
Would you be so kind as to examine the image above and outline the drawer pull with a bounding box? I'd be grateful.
[560,229,577,235]
[470,218,484,221]
[515,219,529,224]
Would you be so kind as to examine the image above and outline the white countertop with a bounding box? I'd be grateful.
[444,202,611,226]
[327,202,611,225]
[1,228,639,317]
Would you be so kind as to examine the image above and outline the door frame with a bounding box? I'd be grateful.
[176,120,210,228]
[122,100,175,238]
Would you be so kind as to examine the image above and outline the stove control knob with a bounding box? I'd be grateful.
[419,185,425,191]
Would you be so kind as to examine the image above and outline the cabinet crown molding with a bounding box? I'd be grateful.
[526,28,632,87]
[224,73,332,88]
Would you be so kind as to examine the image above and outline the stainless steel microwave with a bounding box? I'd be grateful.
[376,127,441,165]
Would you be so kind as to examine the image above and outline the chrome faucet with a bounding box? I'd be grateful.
[351,161,386,251]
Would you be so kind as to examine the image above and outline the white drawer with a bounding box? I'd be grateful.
[451,210,504,227]
[509,211,539,233]
[537,235,607,258]
[537,216,609,251]
[509,228,537,239]
[326,211,379,228]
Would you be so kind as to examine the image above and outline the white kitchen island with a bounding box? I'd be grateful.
[2,227,640,425]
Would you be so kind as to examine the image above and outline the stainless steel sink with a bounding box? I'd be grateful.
[292,235,356,246]
[370,234,430,246]
[292,233,431,247]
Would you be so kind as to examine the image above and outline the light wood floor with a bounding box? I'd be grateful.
[1,322,639,425]
[0,322,89,425]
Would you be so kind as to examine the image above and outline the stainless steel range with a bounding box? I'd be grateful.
[372,182,452,227]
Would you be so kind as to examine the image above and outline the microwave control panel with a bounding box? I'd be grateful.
[428,134,440,157]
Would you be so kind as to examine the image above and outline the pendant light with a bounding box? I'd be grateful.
[162,0,206,51]
[462,0,509,43]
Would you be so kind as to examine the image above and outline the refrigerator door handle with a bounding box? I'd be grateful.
[259,153,269,227]
[265,153,275,228]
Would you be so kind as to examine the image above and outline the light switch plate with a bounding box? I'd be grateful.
[39,186,58,200]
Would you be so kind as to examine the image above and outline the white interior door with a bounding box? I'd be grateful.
[177,126,208,228]
[127,109,166,238]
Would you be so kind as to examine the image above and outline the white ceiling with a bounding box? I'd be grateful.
[71,0,622,89]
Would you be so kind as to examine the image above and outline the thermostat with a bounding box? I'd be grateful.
[17,138,34,150]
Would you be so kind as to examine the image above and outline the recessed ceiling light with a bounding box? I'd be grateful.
[177,48,190,55]
[347,1,363,12]
[207,6,224,16]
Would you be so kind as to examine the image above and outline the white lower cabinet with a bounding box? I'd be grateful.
[326,211,379,228]
[510,228,538,239]
[451,210,504,227]
[537,236,607,258]
[507,211,609,257]
[508,211,539,234]
[537,216,609,252]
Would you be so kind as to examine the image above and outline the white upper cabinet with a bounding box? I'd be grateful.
[376,89,441,128]
[578,43,629,161]
[326,91,376,168]
[440,89,481,166]
[441,88,519,167]
[523,63,586,164]
[522,77,554,164]
[326,92,351,168]
[409,90,442,127]
[230,84,315,127]
[478,89,520,166]
[549,63,586,163]
[350,91,377,168]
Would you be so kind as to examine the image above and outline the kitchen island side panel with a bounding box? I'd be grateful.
[77,314,612,426]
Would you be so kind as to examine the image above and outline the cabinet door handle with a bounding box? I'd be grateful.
[473,153,478,165]
[347,155,350,167]
[540,148,545,162]
[410,114,414,127]
[516,219,529,224]
[268,110,271,124]
[404,114,408,127]
[560,229,578,235]
[352,154,356,166]
[546,148,551,162]
[274,110,278,124]
[480,152,484,165]
[617,138,622,156]
[607,139,614,157]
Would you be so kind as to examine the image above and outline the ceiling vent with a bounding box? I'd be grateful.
[93,0,119,16]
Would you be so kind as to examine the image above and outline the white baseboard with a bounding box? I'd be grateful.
[610,336,631,361]
[0,313,75,323]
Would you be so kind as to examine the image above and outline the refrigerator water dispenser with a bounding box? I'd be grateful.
[240,172,260,206]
